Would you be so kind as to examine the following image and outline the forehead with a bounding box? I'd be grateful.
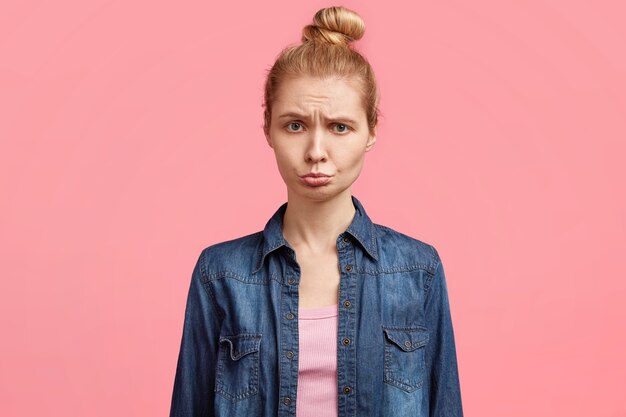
[273,75,364,114]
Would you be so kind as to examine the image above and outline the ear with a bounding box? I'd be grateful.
[264,128,273,149]
[365,130,376,152]
[263,110,274,148]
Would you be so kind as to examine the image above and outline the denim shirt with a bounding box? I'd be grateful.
[169,195,464,417]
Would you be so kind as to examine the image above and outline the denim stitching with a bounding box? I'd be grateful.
[382,326,427,393]
[215,334,262,402]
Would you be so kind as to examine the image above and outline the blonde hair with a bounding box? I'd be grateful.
[262,6,380,136]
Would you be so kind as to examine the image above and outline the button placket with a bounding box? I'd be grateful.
[336,236,357,414]
[279,249,300,415]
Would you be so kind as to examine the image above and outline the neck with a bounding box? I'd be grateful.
[281,189,356,254]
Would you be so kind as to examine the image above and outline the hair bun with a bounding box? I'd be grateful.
[301,6,365,46]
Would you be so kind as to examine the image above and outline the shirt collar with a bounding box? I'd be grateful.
[254,195,379,273]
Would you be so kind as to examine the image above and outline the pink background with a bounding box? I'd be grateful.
[1,1,625,416]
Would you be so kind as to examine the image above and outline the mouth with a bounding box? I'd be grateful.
[300,175,332,187]
[301,173,331,178]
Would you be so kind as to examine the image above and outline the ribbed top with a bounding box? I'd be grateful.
[299,303,339,319]
[296,303,339,417]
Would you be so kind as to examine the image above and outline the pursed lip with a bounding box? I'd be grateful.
[301,172,331,178]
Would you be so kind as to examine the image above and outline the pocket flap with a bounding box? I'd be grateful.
[383,327,429,352]
[219,333,262,360]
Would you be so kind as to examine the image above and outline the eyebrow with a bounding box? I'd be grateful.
[277,112,359,126]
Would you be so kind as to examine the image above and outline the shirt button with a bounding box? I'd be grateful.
[343,386,352,394]
[345,264,352,272]
[288,277,296,285]
[404,340,412,348]
[342,337,351,345]
[286,312,295,320]
[283,396,292,406]
[342,236,349,243]
[286,351,294,359]
[343,300,352,308]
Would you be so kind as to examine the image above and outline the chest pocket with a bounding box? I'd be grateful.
[215,333,262,402]
[382,326,429,392]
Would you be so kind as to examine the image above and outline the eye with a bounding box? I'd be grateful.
[286,122,304,132]
[333,123,351,134]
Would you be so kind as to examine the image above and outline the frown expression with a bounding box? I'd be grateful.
[265,75,376,200]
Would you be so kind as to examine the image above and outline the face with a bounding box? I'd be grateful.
[264,75,376,202]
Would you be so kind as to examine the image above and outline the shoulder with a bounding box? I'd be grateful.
[196,231,264,281]
[373,223,440,274]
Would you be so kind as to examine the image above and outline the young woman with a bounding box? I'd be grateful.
[169,6,463,417]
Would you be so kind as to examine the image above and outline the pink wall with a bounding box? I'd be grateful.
[1,1,625,416]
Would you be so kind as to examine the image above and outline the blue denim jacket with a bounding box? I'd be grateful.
[169,195,463,417]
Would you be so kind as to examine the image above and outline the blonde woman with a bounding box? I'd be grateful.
[169,6,463,417]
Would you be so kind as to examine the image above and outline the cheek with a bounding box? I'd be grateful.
[335,146,365,169]
[272,147,298,174]
[273,146,293,162]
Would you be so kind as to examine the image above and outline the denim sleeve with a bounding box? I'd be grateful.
[170,249,220,417]
[423,246,464,416]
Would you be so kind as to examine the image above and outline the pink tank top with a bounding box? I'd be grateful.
[296,303,339,417]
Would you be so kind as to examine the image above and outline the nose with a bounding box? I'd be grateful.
[304,127,328,163]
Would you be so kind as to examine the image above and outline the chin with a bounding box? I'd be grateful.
[294,182,354,201]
